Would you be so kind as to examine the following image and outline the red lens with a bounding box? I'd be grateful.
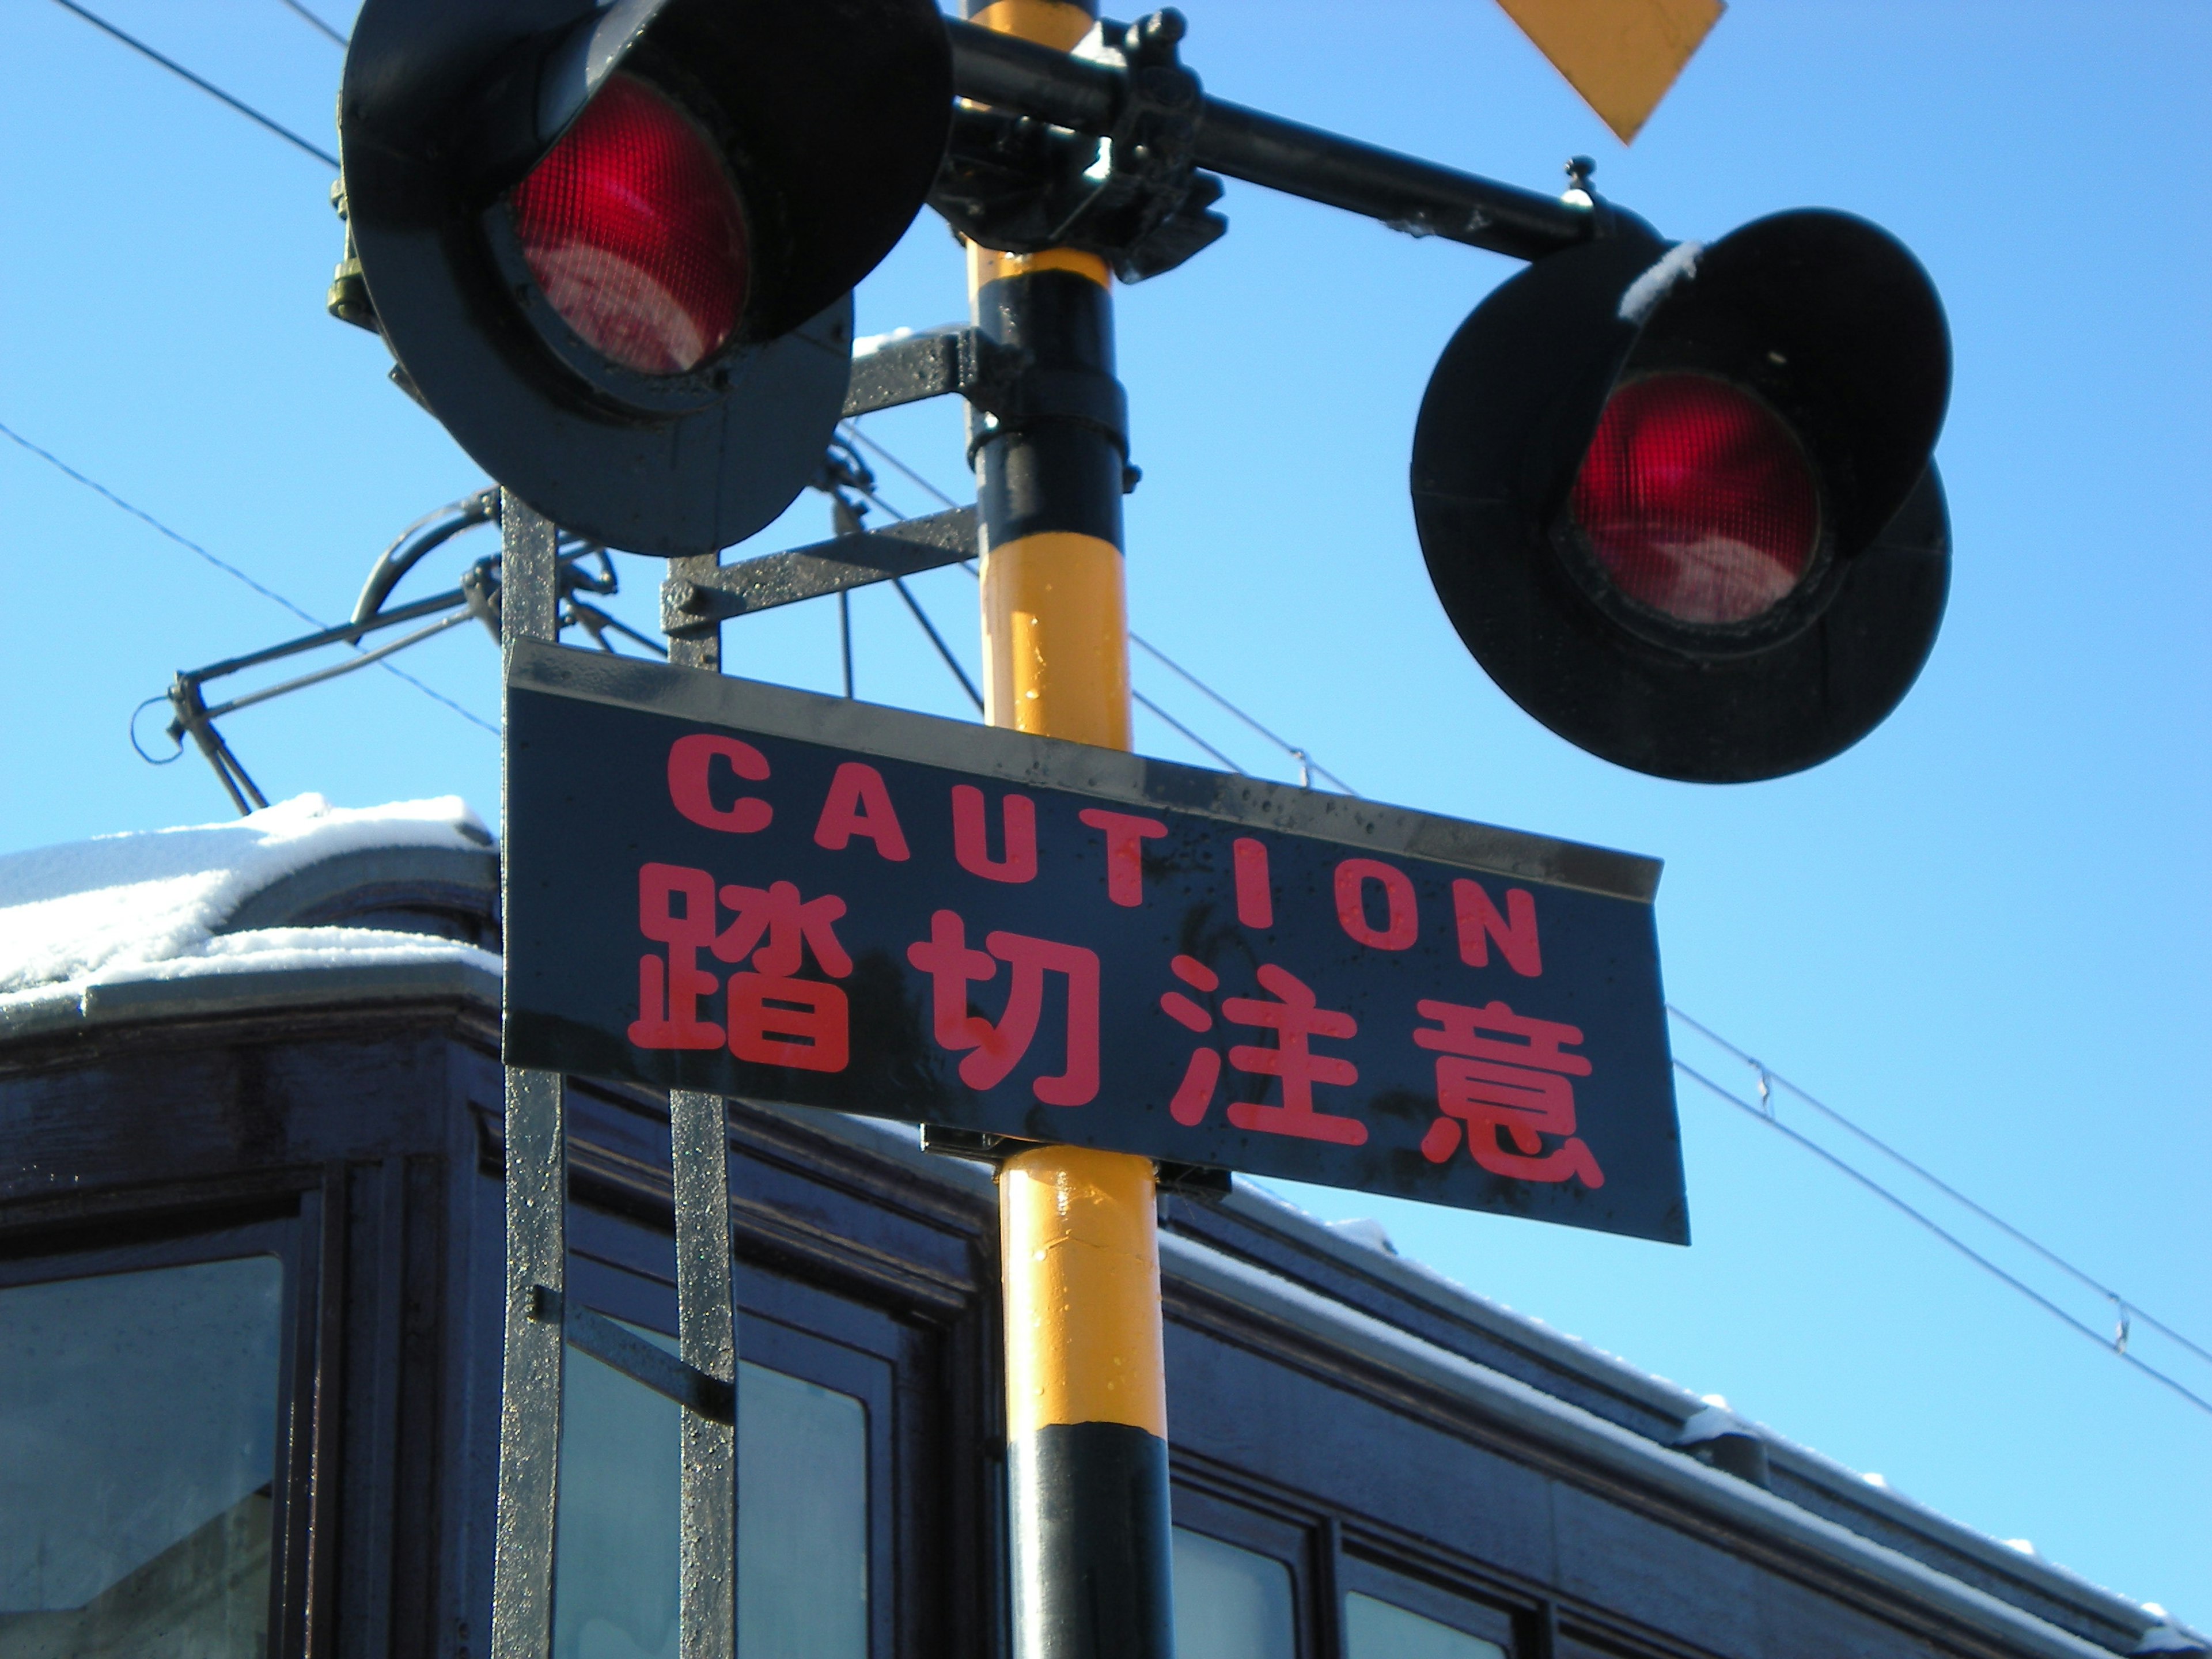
[508,73,749,377]
[1570,374,1819,626]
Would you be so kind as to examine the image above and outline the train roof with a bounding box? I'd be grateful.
[0,796,2197,1658]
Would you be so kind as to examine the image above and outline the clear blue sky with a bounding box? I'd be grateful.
[3,0,2205,1626]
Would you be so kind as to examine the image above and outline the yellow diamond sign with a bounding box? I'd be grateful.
[1496,0,1724,143]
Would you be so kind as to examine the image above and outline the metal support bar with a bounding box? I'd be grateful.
[658,567,741,1659]
[491,490,567,1659]
[664,505,979,633]
[534,1288,737,1423]
[944,16,1611,262]
[671,1091,740,1659]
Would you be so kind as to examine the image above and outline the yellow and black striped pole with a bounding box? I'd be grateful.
[965,3,1173,1657]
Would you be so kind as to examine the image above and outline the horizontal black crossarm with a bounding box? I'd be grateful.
[845,328,1027,418]
[943,18,1603,263]
[531,1286,735,1423]
[664,506,980,634]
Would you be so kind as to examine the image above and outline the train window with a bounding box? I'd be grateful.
[1344,1593,1506,1659]
[554,1324,869,1659]
[1173,1527,1297,1659]
[0,1256,284,1659]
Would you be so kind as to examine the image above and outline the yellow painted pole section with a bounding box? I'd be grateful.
[970,0,1092,52]
[969,0,1161,1444]
[1000,1145,1169,1438]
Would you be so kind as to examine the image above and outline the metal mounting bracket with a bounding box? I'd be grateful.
[843,324,1129,456]
[931,11,1229,283]
[919,1125,1232,1202]
[844,326,1028,418]
[532,1285,736,1424]
[662,504,979,635]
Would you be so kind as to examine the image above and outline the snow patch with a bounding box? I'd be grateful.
[0,794,497,1008]
[1325,1217,1397,1255]
[1676,1403,1757,1447]
[1619,241,1703,324]
[2134,1621,2212,1656]
[852,326,918,357]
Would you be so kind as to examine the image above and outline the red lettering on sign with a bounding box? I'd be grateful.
[1233,838,1273,929]
[1078,808,1168,906]
[1158,953,1218,1033]
[728,975,849,1072]
[629,862,723,1049]
[1171,1049,1222,1127]
[907,910,998,1052]
[1158,955,1224,1126]
[1224,963,1365,1145]
[952,785,1039,884]
[667,735,772,834]
[813,762,911,860]
[1335,858,1418,950]
[906,910,1100,1105]
[713,881,853,978]
[1453,879,1541,977]
[1412,999,1601,1187]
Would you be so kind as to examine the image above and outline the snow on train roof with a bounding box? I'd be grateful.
[0,794,501,1017]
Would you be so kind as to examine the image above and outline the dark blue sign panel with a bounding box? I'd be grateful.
[503,642,1686,1243]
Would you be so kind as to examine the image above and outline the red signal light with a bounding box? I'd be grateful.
[508,73,750,377]
[1570,374,1819,626]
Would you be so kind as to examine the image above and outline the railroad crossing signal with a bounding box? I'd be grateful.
[1411,209,1951,782]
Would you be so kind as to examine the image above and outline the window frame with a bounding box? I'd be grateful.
[0,1207,312,1659]
[562,1200,915,1659]
[1171,1484,1321,1659]
[1337,1552,1520,1658]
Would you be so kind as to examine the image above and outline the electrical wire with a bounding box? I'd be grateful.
[1670,1005,2212,1371]
[841,419,1359,793]
[1127,630,1358,794]
[274,0,348,48]
[841,423,962,511]
[890,578,983,711]
[1132,691,1247,774]
[1672,1046,2211,1419]
[48,0,341,169]
[2,418,497,736]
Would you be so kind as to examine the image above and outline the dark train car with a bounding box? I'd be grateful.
[0,802,2198,1659]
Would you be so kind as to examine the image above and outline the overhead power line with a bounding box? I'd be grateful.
[1671,1006,2212,1373]
[274,0,349,48]
[1,418,495,737]
[49,0,341,169]
[1669,1013,2211,1419]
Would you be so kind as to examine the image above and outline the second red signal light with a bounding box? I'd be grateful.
[1570,374,1819,629]
[1412,210,1952,783]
